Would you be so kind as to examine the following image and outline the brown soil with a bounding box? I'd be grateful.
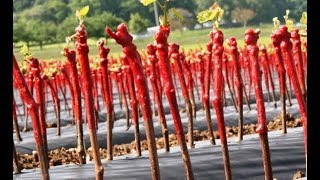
[15,113,302,171]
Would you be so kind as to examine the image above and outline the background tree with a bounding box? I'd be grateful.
[231,8,256,28]
[128,13,151,34]
[168,8,195,31]
[27,20,57,50]
[44,0,71,25]
[86,13,124,38]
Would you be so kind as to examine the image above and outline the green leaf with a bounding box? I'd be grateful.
[273,17,280,29]
[169,8,184,22]
[197,9,214,23]
[283,9,290,21]
[197,4,224,25]
[140,0,156,6]
[20,45,33,60]
[300,12,307,25]
[20,45,29,56]
[286,19,294,32]
[76,5,89,20]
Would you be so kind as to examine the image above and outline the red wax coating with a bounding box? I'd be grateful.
[64,47,82,123]
[291,29,306,96]
[146,44,166,124]
[270,32,286,96]
[169,43,190,101]
[279,26,307,153]
[202,36,213,108]
[13,55,42,144]
[75,24,96,129]
[97,41,114,115]
[244,29,268,134]
[121,55,139,125]
[105,23,153,123]
[228,36,243,115]
[154,25,186,142]
[211,29,227,142]
[27,58,47,144]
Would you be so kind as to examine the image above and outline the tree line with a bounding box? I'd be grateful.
[13,0,306,49]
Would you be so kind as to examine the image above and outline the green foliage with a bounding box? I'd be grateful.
[231,8,256,28]
[169,8,195,31]
[140,0,156,6]
[86,12,124,37]
[76,5,90,23]
[128,13,151,34]
[20,45,33,60]
[197,3,224,29]
[56,16,79,42]
[44,0,70,24]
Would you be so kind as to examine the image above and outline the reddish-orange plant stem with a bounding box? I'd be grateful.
[74,23,104,179]
[228,36,244,141]
[147,44,170,152]
[63,47,86,164]
[211,29,232,180]
[245,29,273,180]
[105,23,160,180]
[13,54,49,180]
[169,42,194,149]
[202,37,216,145]
[121,55,142,156]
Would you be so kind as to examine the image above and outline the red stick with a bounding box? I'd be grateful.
[26,58,50,170]
[169,43,194,149]
[13,54,49,179]
[13,96,23,141]
[74,23,104,178]
[105,23,160,179]
[227,36,244,141]
[63,47,86,164]
[291,29,307,101]
[44,75,61,136]
[202,36,216,145]
[279,26,307,164]
[211,29,232,180]
[120,55,142,156]
[153,24,194,179]
[271,32,287,134]
[147,44,170,152]
[97,40,116,160]
[245,29,273,180]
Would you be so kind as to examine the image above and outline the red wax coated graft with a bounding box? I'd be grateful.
[146,44,166,124]
[180,53,194,91]
[121,55,139,125]
[13,55,42,144]
[244,29,268,134]
[278,26,307,153]
[211,29,227,143]
[63,47,82,123]
[270,32,286,95]
[27,58,47,143]
[169,43,190,100]
[202,38,213,107]
[291,29,306,97]
[105,23,153,122]
[228,36,243,111]
[75,24,96,130]
[154,25,186,141]
[105,22,160,180]
[97,41,113,115]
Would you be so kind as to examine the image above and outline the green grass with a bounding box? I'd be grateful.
[14,23,277,62]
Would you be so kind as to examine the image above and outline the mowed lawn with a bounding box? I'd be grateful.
[13,23,279,62]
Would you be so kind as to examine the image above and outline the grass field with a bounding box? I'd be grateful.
[13,23,278,62]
